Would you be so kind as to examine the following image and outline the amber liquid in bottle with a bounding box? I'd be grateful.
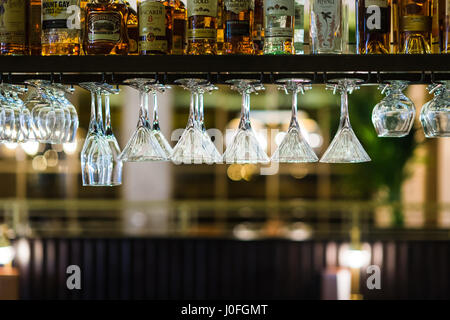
[124,0,139,54]
[357,0,391,54]
[0,0,28,55]
[399,0,432,53]
[28,0,41,55]
[216,0,225,54]
[223,0,254,54]
[84,0,129,55]
[187,0,218,55]
[138,0,171,55]
[170,0,187,54]
[42,0,81,55]
[253,0,264,55]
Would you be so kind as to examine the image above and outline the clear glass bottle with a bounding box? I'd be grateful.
[263,0,295,54]
[84,0,129,55]
[138,0,170,55]
[399,0,432,53]
[0,0,27,55]
[223,0,254,54]
[357,0,391,54]
[309,0,344,54]
[170,0,187,54]
[42,0,81,55]
[187,0,218,54]
[294,0,304,54]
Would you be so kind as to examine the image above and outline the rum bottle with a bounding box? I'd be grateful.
[309,0,344,54]
[84,0,129,55]
[138,0,170,55]
[223,0,255,54]
[263,0,295,54]
[399,0,432,53]
[170,0,187,54]
[28,0,42,55]
[0,0,27,55]
[217,0,225,53]
[187,0,218,55]
[42,0,81,55]
[357,0,391,54]
[123,0,139,54]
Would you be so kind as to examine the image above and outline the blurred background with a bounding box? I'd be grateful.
[1,82,449,300]
[0,0,449,300]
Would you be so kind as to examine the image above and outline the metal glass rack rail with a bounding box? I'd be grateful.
[0,54,449,84]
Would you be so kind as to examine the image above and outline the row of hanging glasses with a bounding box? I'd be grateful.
[0,80,78,144]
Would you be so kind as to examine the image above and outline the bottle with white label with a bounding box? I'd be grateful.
[309,0,344,54]
[223,0,255,54]
[263,0,295,54]
[356,0,391,54]
[42,0,81,55]
[294,0,304,54]
[187,0,218,54]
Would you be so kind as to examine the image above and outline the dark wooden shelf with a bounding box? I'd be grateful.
[0,54,449,84]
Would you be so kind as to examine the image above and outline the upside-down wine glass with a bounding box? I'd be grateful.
[320,78,371,163]
[223,79,270,164]
[271,78,318,163]
[171,78,215,165]
[120,79,167,162]
[420,81,450,137]
[371,80,415,138]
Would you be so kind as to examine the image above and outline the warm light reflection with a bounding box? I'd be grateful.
[341,248,371,269]
[4,143,18,150]
[0,246,14,265]
[32,155,47,171]
[63,141,78,155]
[21,141,39,156]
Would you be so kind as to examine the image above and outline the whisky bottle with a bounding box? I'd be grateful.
[170,0,187,54]
[253,0,264,54]
[357,0,391,54]
[217,0,225,53]
[294,0,305,54]
[28,0,42,55]
[0,0,27,55]
[84,0,129,55]
[310,0,343,54]
[223,0,255,54]
[187,0,218,55]
[399,0,432,53]
[263,0,295,54]
[138,0,170,55]
[123,0,139,54]
[42,0,81,55]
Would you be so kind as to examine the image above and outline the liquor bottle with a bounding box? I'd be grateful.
[390,0,399,53]
[42,0,81,55]
[84,0,129,55]
[170,0,187,54]
[399,0,432,53]
[138,0,170,55]
[309,0,344,54]
[294,0,305,54]
[216,0,225,53]
[253,0,264,54]
[0,0,27,55]
[28,0,42,55]
[223,0,255,54]
[187,0,218,55]
[263,0,295,54]
[124,0,139,54]
[356,0,391,54]
[438,0,449,52]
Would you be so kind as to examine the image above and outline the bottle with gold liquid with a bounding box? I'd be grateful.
[399,0,432,53]
[28,0,42,55]
[138,0,171,55]
[216,0,225,53]
[253,0,264,54]
[223,0,254,54]
[357,0,391,54]
[122,0,139,54]
[42,0,81,55]
[84,0,129,55]
[187,0,218,54]
[438,0,449,52]
[170,0,187,54]
[0,0,27,55]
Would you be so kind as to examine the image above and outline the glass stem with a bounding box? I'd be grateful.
[339,88,351,130]
[96,90,105,134]
[104,94,112,135]
[89,91,97,133]
[199,92,205,132]
[152,91,160,131]
[187,91,196,129]
[289,89,300,130]
[137,89,146,128]
[239,91,251,130]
